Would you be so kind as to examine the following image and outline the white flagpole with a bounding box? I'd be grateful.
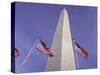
[73,39,79,69]
[18,40,38,72]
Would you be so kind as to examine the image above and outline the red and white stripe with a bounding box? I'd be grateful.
[74,44,88,58]
[35,43,49,54]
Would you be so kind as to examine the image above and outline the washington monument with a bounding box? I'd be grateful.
[46,9,76,71]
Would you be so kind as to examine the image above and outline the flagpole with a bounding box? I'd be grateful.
[73,39,79,69]
[74,47,79,69]
[18,40,38,72]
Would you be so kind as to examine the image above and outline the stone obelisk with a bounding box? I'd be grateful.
[46,9,76,71]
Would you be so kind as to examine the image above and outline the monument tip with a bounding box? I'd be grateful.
[61,8,68,15]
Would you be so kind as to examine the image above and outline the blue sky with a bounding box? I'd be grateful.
[14,2,97,73]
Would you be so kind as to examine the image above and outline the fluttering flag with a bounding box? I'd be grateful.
[35,39,54,57]
[11,48,20,57]
[74,41,88,59]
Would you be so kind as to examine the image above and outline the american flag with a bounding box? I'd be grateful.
[11,48,20,57]
[74,41,88,59]
[35,40,54,57]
